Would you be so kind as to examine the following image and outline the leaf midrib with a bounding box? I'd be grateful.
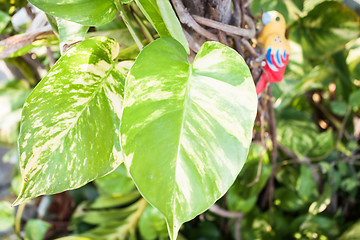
[171,61,192,225]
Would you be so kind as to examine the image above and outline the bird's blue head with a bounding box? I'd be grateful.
[262,11,275,26]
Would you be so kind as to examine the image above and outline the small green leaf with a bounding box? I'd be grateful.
[139,205,168,240]
[95,164,135,196]
[277,117,319,157]
[121,38,257,239]
[338,220,360,240]
[28,0,117,26]
[14,37,127,206]
[90,191,140,209]
[308,129,334,160]
[330,100,348,116]
[275,188,305,212]
[0,201,15,231]
[0,79,31,147]
[56,17,89,54]
[135,0,189,53]
[349,89,360,108]
[25,219,51,240]
[227,160,271,213]
[0,10,10,33]
[276,165,299,191]
[296,165,318,201]
[76,199,147,240]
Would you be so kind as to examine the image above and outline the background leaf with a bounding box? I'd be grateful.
[28,0,117,26]
[14,37,127,206]
[0,201,15,231]
[135,0,189,53]
[291,1,360,59]
[56,17,89,55]
[121,38,257,239]
[24,219,51,240]
[0,79,31,147]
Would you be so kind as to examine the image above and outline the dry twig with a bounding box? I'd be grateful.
[171,0,218,41]
[192,14,255,38]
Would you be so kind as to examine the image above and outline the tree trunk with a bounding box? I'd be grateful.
[182,0,232,23]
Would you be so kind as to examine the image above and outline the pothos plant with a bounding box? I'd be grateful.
[13,0,257,239]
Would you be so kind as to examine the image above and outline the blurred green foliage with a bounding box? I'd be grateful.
[0,0,359,239]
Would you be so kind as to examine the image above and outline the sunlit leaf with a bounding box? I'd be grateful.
[28,0,117,26]
[135,0,189,53]
[121,38,257,239]
[13,37,128,206]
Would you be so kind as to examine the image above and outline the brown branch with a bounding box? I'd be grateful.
[193,14,255,38]
[183,29,201,52]
[171,0,218,41]
[267,85,277,209]
[234,217,242,240]
[210,7,229,46]
[232,0,241,27]
[247,96,268,187]
[278,143,298,160]
[239,0,245,28]
[244,0,254,8]
[240,38,258,57]
[46,47,55,68]
[233,37,244,56]
[336,108,351,149]
[209,204,243,218]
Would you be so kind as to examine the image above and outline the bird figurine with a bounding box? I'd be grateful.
[256,11,290,96]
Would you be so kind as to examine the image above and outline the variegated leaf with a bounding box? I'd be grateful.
[121,38,257,239]
[14,37,130,206]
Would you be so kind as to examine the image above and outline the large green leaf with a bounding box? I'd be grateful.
[135,0,189,53]
[291,1,360,59]
[120,37,257,239]
[13,37,127,206]
[28,0,116,26]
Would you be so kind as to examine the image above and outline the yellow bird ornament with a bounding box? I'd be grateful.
[256,11,290,96]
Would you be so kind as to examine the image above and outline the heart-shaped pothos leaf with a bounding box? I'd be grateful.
[14,37,129,206]
[121,38,257,239]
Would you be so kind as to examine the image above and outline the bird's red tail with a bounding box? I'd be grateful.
[256,73,267,96]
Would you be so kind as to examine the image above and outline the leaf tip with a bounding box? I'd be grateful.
[12,195,26,207]
[166,218,181,240]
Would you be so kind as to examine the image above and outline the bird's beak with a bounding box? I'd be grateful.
[262,11,273,26]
